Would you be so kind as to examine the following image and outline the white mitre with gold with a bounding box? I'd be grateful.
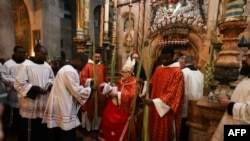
[121,56,135,72]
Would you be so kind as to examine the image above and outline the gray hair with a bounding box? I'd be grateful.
[185,55,195,65]
[178,56,186,62]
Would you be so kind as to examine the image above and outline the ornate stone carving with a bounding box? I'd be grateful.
[197,96,226,141]
[148,0,207,38]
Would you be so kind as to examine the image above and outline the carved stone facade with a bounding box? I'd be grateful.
[197,96,226,141]
[1,2,250,140]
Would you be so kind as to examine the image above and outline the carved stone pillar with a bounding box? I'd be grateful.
[214,21,247,84]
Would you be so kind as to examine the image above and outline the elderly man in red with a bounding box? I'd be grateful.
[98,56,141,141]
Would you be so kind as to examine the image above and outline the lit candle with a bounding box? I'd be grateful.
[130,0,132,5]
[104,0,109,32]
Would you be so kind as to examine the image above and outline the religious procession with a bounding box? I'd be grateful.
[1,0,250,141]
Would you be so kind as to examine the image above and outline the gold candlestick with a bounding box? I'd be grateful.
[104,0,110,41]
[84,0,90,40]
[76,0,84,39]
[99,5,104,47]
[74,0,88,53]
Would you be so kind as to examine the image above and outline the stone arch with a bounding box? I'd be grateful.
[23,0,35,56]
[24,0,35,12]
[148,27,205,71]
[13,0,32,56]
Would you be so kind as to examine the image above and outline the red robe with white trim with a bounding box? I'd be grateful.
[149,65,184,141]
[99,76,138,141]
[80,62,108,119]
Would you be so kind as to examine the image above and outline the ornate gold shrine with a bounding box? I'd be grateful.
[147,0,207,69]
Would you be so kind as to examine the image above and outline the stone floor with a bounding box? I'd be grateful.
[3,127,98,141]
[3,125,190,141]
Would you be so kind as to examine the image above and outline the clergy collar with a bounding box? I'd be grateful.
[88,59,101,65]
[29,57,44,64]
[12,55,25,64]
[185,65,197,71]
[161,61,179,68]
[70,64,78,70]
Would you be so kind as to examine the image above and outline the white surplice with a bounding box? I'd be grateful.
[182,67,204,118]
[42,65,91,131]
[211,77,250,141]
[1,59,28,108]
[14,60,54,119]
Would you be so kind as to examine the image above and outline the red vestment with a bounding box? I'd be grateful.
[99,76,138,141]
[80,62,108,119]
[149,66,184,141]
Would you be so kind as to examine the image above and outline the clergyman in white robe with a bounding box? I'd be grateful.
[1,59,28,108]
[1,58,29,133]
[182,66,204,118]
[14,59,54,118]
[42,64,91,131]
[180,56,204,140]
[211,77,250,141]
[14,59,54,141]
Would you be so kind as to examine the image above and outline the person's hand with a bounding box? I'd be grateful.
[142,98,154,106]
[109,90,118,97]
[46,83,53,92]
[40,88,47,95]
[217,95,230,107]
[136,108,143,116]
[6,81,14,87]
[90,79,94,86]
[91,84,98,91]
[39,88,47,95]
[137,78,144,84]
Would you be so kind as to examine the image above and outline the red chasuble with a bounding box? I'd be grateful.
[99,76,138,141]
[149,66,184,141]
[80,62,108,119]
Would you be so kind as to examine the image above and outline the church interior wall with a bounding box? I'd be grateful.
[23,0,42,57]
[1,0,250,140]
[0,0,249,73]
[13,0,31,57]
[41,0,61,60]
[60,18,72,60]
[0,1,15,59]
[116,3,141,71]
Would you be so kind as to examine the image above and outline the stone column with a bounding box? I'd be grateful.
[214,20,247,85]
[0,0,15,59]
[42,0,61,58]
